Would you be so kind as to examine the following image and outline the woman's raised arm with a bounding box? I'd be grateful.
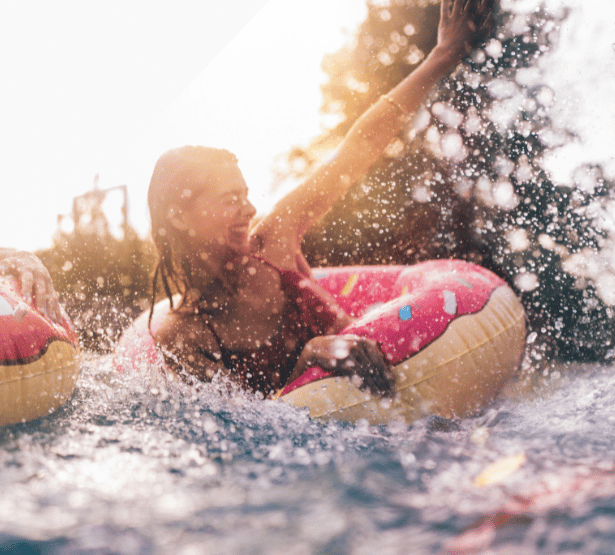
[253,0,493,263]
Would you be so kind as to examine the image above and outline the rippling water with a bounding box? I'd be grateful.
[2,356,615,554]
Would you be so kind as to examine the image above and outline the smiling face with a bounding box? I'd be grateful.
[176,162,257,255]
[148,146,257,289]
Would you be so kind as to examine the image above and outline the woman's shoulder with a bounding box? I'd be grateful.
[248,230,308,275]
[154,306,214,351]
[153,307,228,380]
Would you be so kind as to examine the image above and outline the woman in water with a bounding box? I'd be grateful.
[148,0,494,397]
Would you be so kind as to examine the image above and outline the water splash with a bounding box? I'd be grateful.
[1,355,615,554]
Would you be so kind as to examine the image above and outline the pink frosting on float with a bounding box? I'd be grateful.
[278,260,505,397]
[278,367,335,397]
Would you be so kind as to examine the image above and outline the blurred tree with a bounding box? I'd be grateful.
[36,185,156,352]
[276,0,615,362]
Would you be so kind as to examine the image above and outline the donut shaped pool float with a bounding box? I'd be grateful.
[0,277,80,426]
[115,260,526,425]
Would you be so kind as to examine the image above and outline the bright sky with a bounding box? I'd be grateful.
[1,0,366,251]
[1,0,613,252]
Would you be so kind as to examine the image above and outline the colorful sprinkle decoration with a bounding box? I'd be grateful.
[399,305,412,321]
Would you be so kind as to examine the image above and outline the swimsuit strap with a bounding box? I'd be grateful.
[198,312,229,366]
[190,255,337,392]
[195,255,290,369]
[249,254,286,275]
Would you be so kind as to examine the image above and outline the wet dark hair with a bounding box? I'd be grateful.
[147,146,239,327]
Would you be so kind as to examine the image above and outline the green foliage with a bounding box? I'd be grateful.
[282,1,615,362]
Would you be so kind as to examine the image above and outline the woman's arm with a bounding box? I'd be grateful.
[253,0,493,265]
[287,334,396,397]
[0,248,63,322]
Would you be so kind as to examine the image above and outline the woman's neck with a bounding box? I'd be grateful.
[184,246,249,301]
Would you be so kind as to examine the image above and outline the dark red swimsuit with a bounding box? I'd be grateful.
[198,264,339,395]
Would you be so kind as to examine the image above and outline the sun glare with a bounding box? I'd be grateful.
[1,0,367,251]
[156,0,368,219]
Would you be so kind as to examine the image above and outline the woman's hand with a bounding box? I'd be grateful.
[294,335,395,398]
[0,250,62,322]
[434,0,495,68]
